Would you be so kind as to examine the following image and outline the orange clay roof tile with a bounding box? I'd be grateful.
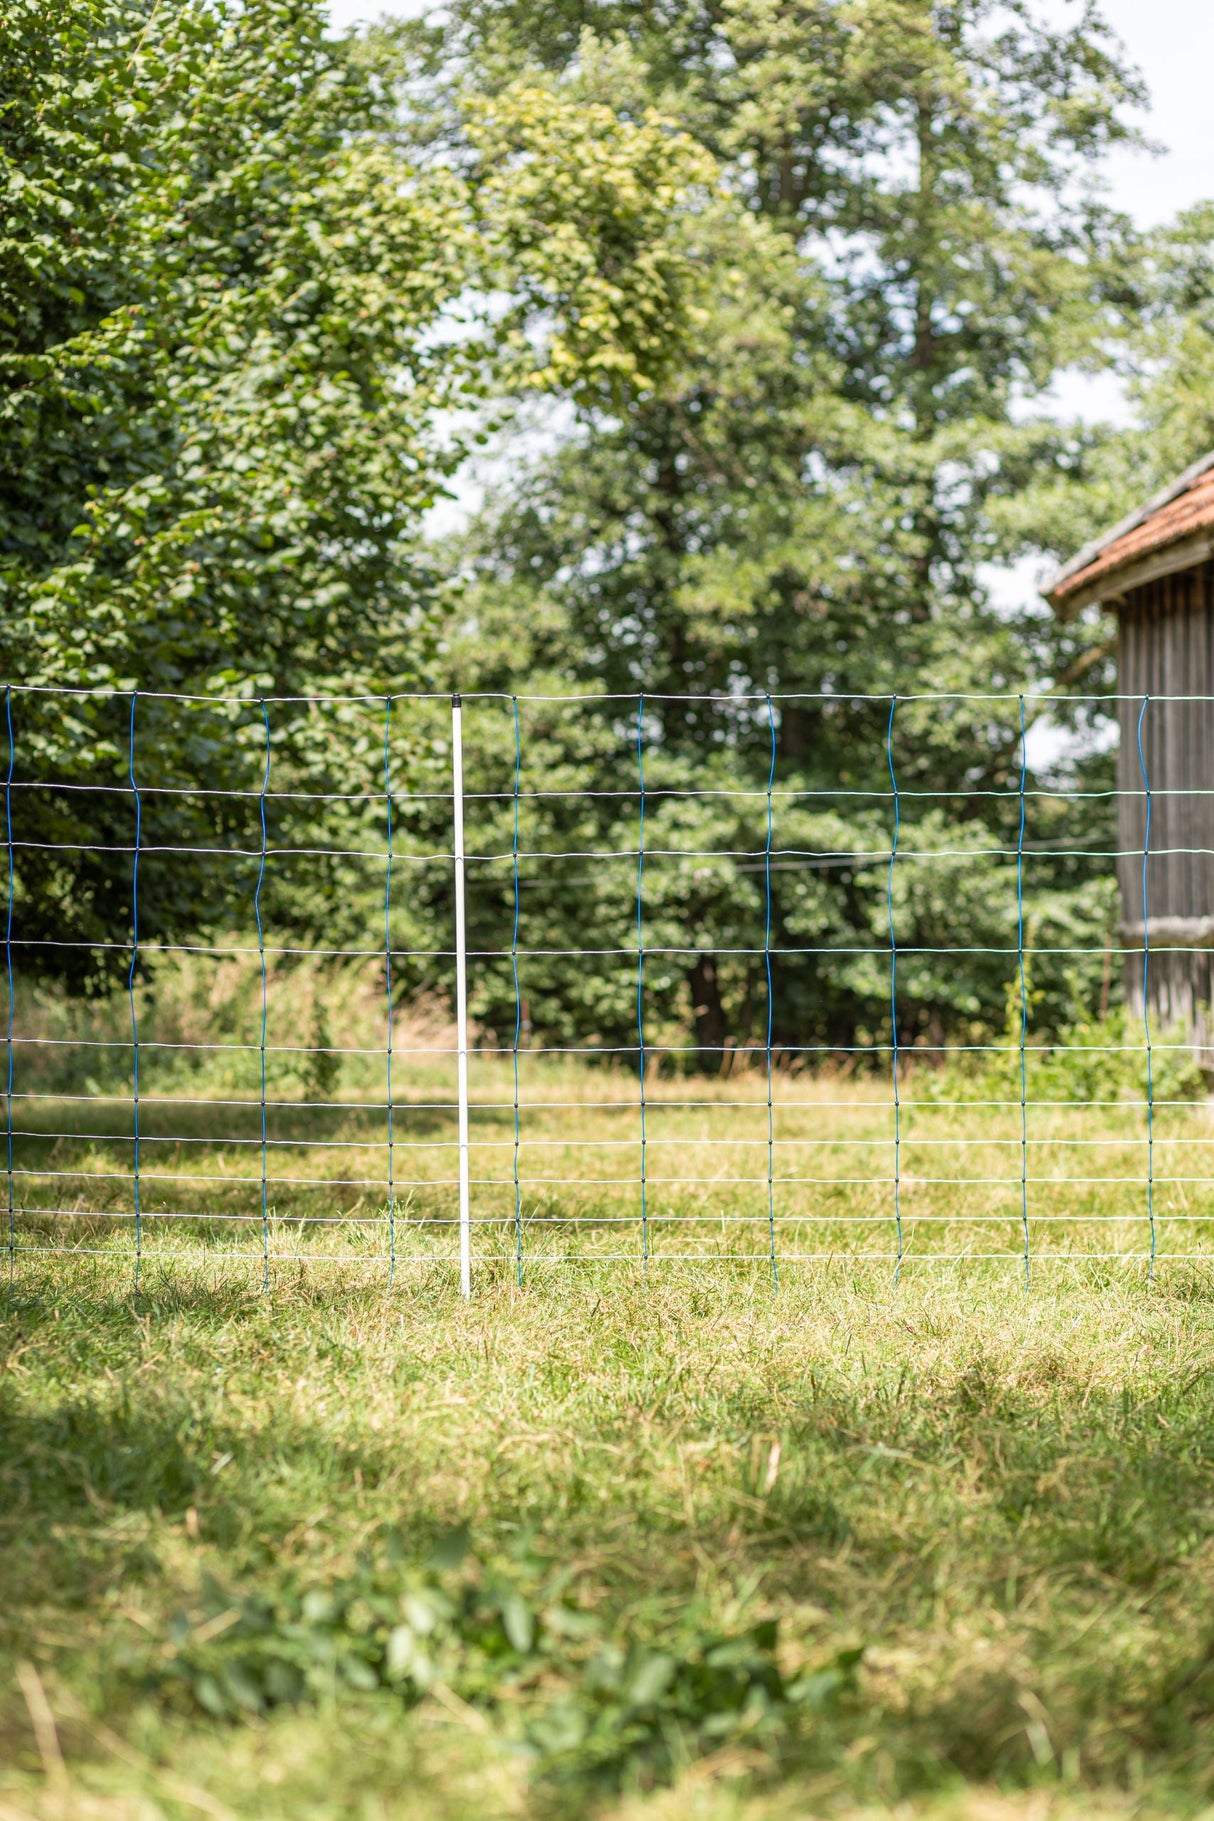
[1047,450,1214,608]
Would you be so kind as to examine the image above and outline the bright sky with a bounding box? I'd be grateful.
[325,0,1214,229]
[1060,0,1214,227]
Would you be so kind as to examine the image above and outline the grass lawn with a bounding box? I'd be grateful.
[6,1248,1214,1820]
[5,962,1214,1817]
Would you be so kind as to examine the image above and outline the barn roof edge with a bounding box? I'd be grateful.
[1045,448,1214,612]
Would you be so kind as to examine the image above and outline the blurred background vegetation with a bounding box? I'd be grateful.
[4,0,1211,1065]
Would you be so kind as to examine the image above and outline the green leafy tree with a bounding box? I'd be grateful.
[0,0,472,981]
[1128,202,1214,477]
[0,0,725,987]
[410,2,1146,1060]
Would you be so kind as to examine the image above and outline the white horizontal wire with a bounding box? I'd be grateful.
[8,1247,1181,1264]
[1,939,1176,959]
[11,774,1214,805]
[9,682,1214,702]
[6,1087,1198,1108]
[9,1203,449,1223]
[10,1211,1205,1226]
[13,1208,448,1226]
[9,1091,458,1109]
[18,781,414,803]
[4,778,1135,802]
[3,839,1198,861]
[6,1167,456,1186]
[4,1036,1208,1055]
[7,1168,1209,1187]
[8,1129,439,1149]
[10,1131,1206,1148]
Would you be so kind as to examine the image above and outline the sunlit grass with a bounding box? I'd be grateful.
[6,961,1214,1817]
[9,1044,1209,1282]
[6,1253,1214,1817]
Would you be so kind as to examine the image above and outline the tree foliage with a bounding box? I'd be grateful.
[1130,203,1214,478]
[0,0,726,986]
[409,0,1147,1058]
[0,0,1194,1063]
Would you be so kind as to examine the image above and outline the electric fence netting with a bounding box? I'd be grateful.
[2,686,1207,1294]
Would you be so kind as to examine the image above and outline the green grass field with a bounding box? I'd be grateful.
[5,950,1203,1276]
[8,1251,1214,1820]
[6,965,1214,1817]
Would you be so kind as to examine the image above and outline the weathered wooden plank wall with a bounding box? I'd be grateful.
[1117,561,1214,1052]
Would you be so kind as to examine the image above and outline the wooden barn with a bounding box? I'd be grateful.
[1047,451,1214,1048]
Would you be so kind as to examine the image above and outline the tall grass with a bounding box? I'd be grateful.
[7,949,1213,1282]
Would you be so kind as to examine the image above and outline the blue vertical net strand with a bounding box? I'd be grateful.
[511,697,523,1287]
[764,694,778,1292]
[1136,694,1155,1281]
[1017,694,1030,1291]
[128,692,143,1292]
[254,701,271,1292]
[4,686,13,1282]
[886,695,902,1286]
[383,696,395,1286]
[636,694,648,1281]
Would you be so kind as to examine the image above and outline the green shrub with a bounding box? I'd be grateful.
[920,996,1206,1110]
[162,1528,862,1790]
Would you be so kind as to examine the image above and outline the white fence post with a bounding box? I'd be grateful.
[452,694,472,1298]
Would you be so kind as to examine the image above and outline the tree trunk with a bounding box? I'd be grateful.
[907,88,937,624]
[688,952,727,1073]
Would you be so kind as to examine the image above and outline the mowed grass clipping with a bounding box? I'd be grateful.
[5,1255,1214,1819]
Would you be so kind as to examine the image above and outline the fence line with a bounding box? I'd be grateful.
[5,685,1214,1293]
[764,692,777,1292]
[635,694,649,1283]
[4,684,12,1279]
[886,696,902,1286]
[255,700,271,1293]
[1017,694,1029,1291]
[451,695,472,1298]
[128,693,143,1288]
[385,696,396,1285]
